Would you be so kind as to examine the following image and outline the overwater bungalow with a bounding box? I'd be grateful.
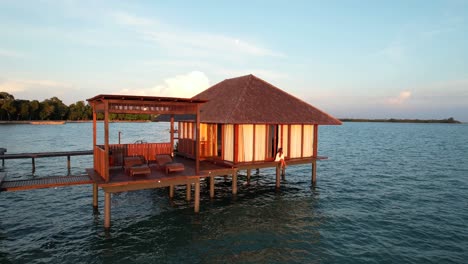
[86,74,341,228]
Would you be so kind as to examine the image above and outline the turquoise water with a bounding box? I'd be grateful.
[1,122,467,263]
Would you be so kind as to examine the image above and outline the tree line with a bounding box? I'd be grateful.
[0,92,151,121]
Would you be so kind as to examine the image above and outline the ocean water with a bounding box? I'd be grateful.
[0,122,467,263]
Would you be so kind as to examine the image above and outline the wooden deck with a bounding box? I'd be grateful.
[87,156,235,193]
[0,174,93,192]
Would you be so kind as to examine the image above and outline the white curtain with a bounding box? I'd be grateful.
[254,125,266,161]
[290,124,302,158]
[238,125,254,162]
[303,125,314,157]
[223,124,234,162]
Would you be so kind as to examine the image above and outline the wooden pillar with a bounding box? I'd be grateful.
[104,101,110,182]
[195,106,200,175]
[281,167,286,180]
[312,160,317,185]
[209,176,215,198]
[246,169,251,184]
[232,170,237,195]
[186,183,191,201]
[67,155,71,175]
[169,184,174,199]
[170,115,174,154]
[93,109,97,166]
[276,165,281,188]
[194,180,200,213]
[104,192,111,229]
[93,184,98,208]
[32,158,35,174]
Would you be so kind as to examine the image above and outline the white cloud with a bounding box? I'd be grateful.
[111,11,155,26]
[0,79,72,93]
[387,90,412,105]
[0,48,25,58]
[110,11,284,58]
[119,71,210,98]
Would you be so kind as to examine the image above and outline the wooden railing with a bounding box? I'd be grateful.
[178,138,195,157]
[94,146,107,181]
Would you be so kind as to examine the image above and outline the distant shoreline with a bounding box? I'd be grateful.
[339,118,462,124]
[0,120,152,125]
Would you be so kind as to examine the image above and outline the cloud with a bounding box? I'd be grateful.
[0,48,25,58]
[110,11,155,26]
[110,11,285,58]
[119,71,210,98]
[0,79,72,93]
[387,90,412,105]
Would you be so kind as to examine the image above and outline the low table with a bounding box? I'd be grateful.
[130,165,151,177]
[165,163,184,174]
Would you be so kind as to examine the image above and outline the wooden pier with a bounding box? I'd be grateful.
[0,150,93,174]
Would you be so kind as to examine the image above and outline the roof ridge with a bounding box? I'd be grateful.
[225,74,252,122]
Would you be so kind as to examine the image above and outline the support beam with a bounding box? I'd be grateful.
[194,180,200,213]
[169,184,174,199]
[209,176,215,198]
[32,158,35,174]
[170,115,174,154]
[93,184,98,208]
[312,160,317,185]
[276,165,281,188]
[67,155,71,175]
[281,167,286,180]
[246,169,251,184]
[232,171,237,195]
[104,192,111,229]
[186,183,191,201]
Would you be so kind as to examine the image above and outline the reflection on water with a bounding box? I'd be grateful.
[1,122,468,263]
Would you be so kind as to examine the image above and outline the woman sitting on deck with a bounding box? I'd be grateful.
[275,148,287,169]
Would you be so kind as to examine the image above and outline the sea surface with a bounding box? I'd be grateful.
[0,122,467,264]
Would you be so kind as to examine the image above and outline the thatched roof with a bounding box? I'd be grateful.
[192,74,341,125]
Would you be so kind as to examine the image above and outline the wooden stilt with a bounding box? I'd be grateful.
[246,169,251,184]
[194,180,200,213]
[67,155,71,175]
[186,183,191,201]
[169,184,174,199]
[276,165,281,188]
[32,158,35,174]
[312,160,317,185]
[104,192,111,229]
[232,171,237,195]
[93,184,98,208]
[209,176,215,198]
[281,167,286,180]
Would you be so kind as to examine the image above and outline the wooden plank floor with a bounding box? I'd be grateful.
[0,175,93,192]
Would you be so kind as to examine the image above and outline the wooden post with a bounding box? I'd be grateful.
[104,101,110,182]
[210,176,215,198]
[312,160,317,185]
[186,183,191,201]
[169,184,174,199]
[194,180,200,213]
[281,167,286,180]
[32,157,35,174]
[93,184,98,208]
[104,192,111,229]
[170,115,174,154]
[67,155,71,175]
[276,165,281,188]
[246,169,251,184]
[232,170,237,195]
[195,106,200,175]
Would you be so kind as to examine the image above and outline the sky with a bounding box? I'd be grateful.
[1,0,468,121]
